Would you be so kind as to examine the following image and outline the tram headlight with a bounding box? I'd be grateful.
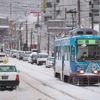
[77,70,85,74]
[93,70,98,74]
[80,70,85,74]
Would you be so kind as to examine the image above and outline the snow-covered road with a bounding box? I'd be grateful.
[0,57,100,100]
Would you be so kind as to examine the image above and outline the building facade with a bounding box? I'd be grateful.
[0,17,9,51]
[42,0,100,29]
[41,0,100,55]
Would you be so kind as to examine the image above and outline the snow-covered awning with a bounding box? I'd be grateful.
[0,26,9,29]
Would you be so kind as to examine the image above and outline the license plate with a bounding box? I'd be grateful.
[2,76,8,79]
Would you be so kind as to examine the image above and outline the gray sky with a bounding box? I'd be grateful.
[0,0,41,20]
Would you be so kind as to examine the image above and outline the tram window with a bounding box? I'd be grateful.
[77,31,83,35]
[67,46,70,60]
[86,31,92,35]
[59,46,62,60]
[64,46,67,61]
[71,46,75,61]
[56,46,62,60]
[56,46,58,60]
[64,46,70,61]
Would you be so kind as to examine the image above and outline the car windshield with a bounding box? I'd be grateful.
[25,54,29,57]
[49,57,54,61]
[0,55,5,57]
[25,51,31,54]
[19,52,24,54]
[0,66,17,72]
[38,55,48,58]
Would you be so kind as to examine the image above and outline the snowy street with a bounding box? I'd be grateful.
[0,57,100,100]
[0,0,100,100]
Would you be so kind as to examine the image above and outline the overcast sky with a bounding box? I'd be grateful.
[0,0,41,20]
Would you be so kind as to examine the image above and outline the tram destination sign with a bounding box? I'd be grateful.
[77,39,100,45]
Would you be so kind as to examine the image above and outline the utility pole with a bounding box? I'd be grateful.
[91,2,94,29]
[54,2,56,19]
[9,3,12,49]
[67,9,77,29]
[47,32,50,55]
[30,28,33,50]
[77,0,81,28]
[26,19,28,51]
[37,13,40,53]
[65,8,67,19]
[10,3,12,19]
[99,2,100,33]
[19,23,23,50]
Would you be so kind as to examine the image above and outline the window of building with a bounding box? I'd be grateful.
[56,0,60,3]
[93,13,99,16]
[93,0,99,5]
[44,16,52,21]
[46,2,52,8]
[56,10,61,16]
[92,9,99,13]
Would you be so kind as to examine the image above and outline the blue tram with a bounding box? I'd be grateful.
[54,28,100,85]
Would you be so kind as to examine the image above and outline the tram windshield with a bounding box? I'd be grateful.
[76,39,100,61]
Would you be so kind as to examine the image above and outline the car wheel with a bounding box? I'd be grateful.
[9,87,14,91]
[15,86,19,90]
[37,62,40,65]
[31,62,33,64]
[45,65,47,68]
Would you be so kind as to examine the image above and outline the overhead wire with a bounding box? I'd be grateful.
[0,0,94,22]
[0,0,41,18]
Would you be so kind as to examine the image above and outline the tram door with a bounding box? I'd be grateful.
[71,45,76,71]
[63,46,70,76]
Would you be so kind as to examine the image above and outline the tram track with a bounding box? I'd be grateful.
[13,58,54,78]
[20,71,80,100]
[11,58,100,100]
[11,58,80,100]
[82,85,100,94]
[0,87,18,100]
[20,73,56,100]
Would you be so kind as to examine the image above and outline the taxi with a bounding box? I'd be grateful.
[0,53,8,62]
[0,59,20,89]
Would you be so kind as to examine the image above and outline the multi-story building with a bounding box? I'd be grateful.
[42,0,100,29]
[0,17,9,51]
[42,0,54,23]
[41,0,100,55]
[92,0,100,23]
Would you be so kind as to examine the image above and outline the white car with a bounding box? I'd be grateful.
[37,53,48,65]
[46,57,54,68]
[0,53,8,62]
[23,54,30,61]
[0,61,20,90]
[28,52,37,64]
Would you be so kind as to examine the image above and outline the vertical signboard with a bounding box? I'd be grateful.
[43,0,46,13]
